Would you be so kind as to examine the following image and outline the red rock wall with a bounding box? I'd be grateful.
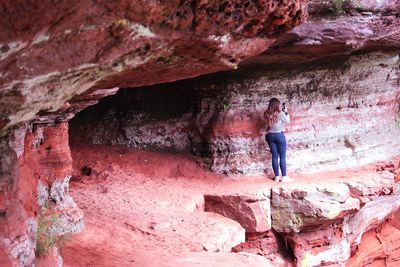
[0,2,308,266]
[69,83,200,151]
[0,123,82,266]
[0,0,307,135]
[0,127,35,267]
[70,51,400,176]
[348,211,400,267]
[211,54,399,176]
[1,1,400,266]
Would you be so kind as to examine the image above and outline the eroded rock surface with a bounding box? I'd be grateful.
[246,15,400,65]
[290,192,400,267]
[71,51,400,176]
[0,1,310,265]
[271,183,360,233]
[68,0,400,178]
[0,0,307,135]
[347,211,400,267]
[232,231,293,266]
[205,189,271,233]
[1,0,400,266]
[226,165,400,266]
[0,123,83,266]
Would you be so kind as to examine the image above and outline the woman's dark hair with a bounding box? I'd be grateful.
[264,98,281,127]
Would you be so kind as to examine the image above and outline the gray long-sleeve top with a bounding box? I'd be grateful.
[267,111,290,133]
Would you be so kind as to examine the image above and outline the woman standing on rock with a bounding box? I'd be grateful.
[264,98,293,182]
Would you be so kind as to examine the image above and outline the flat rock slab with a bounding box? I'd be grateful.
[205,186,271,233]
[120,210,246,254]
[344,194,400,247]
[271,183,360,233]
[343,170,394,204]
[204,170,396,235]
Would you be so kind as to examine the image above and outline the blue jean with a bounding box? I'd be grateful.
[266,132,287,176]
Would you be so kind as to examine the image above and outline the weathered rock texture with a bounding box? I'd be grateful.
[232,231,293,266]
[205,189,271,233]
[246,14,400,65]
[0,1,310,266]
[228,166,400,266]
[71,51,400,176]
[1,0,400,266]
[71,0,400,176]
[307,0,400,16]
[0,123,83,266]
[68,0,400,176]
[271,183,360,233]
[0,0,307,135]
[347,211,400,267]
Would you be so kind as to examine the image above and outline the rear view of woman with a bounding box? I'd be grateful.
[264,98,293,182]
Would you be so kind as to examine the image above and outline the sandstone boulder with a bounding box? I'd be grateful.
[287,194,400,267]
[344,194,400,247]
[194,212,246,252]
[343,171,394,204]
[232,231,293,266]
[271,183,360,233]
[287,223,351,267]
[205,188,271,233]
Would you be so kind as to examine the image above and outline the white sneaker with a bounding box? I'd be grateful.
[281,176,294,182]
[274,176,280,182]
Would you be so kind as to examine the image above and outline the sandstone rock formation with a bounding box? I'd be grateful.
[0,123,83,266]
[271,183,360,233]
[1,0,400,266]
[0,1,309,265]
[227,166,400,266]
[347,211,400,267]
[0,0,307,135]
[232,231,291,266]
[72,51,400,176]
[61,143,400,267]
[68,0,400,176]
[205,189,271,233]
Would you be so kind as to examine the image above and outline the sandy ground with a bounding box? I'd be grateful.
[61,144,399,267]
[62,144,268,267]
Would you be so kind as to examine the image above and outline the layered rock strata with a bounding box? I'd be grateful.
[231,231,292,266]
[1,1,400,267]
[0,2,309,265]
[213,167,400,266]
[205,189,271,233]
[0,123,83,266]
[0,0,307,135]
[69,0,400,176]
[347,211,400,267]
[71,51,400,176]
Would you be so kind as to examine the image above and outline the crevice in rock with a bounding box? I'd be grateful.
[232,230,296,265]
[278,233,296,263]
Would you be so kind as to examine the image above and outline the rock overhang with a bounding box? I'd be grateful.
[1,1,400,265]
[0,0,308,135]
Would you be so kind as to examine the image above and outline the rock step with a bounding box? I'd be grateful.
[205,169,400,267]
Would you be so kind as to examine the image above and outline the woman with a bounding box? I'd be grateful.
[264,98,293,182]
